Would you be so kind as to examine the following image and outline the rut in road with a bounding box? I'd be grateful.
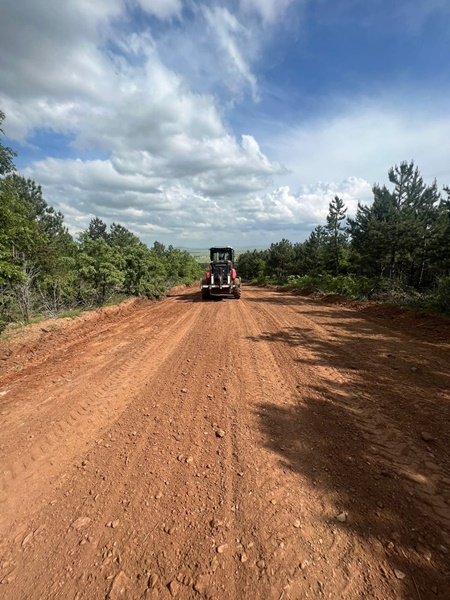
[0,285,449,600]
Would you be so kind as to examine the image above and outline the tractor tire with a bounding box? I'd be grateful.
[201,288,210,301]
[233,285,242,299]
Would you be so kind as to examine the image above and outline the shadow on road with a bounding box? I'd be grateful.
[169,290,204,303]
[246,288,450,346]
[248,312,450,597]
[255,394,449,597]
[170,291,237,303]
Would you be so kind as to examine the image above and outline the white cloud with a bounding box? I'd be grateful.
[136,0,183,20]
[240,0,296,25]
[1,0,449,248]
[271,99,450,192]
[25,152,366,245]
[203,7,258,100]
[203,6,259,101]
[248,177,371,227]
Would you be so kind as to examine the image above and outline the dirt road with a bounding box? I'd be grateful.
[1,285,449,599]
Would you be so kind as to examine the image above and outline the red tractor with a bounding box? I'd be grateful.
[201,246,242,300]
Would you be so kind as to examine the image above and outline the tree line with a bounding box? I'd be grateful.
[237,162,450,313]
[0,111,202,331]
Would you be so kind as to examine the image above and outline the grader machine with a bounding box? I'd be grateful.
[200,246,241,300]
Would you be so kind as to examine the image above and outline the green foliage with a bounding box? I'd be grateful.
[0,110,17,176]
[286,274,387,299]
[433,277,450,313]
[77,237,126,304]
[348,161,443,286]
[244,161,450,315]
[325,195,348,275]
[267,239,294,281]
[236,249,268,281]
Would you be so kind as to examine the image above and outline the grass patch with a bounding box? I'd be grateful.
[104,293,130,307]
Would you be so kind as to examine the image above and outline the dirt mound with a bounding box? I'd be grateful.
[0,298,147,378]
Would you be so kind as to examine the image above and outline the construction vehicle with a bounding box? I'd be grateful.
[201,246,242,300]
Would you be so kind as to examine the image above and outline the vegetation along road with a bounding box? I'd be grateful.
[0,285,449,599]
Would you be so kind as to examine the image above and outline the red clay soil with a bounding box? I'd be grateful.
[0,285,449,599]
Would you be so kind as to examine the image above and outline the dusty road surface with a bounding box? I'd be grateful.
[1,285,450,600]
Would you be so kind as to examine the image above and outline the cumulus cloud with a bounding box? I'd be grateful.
[1,0,295,245]
[271,99,450,191]
[25,151,367,246]
[2,0,449,247]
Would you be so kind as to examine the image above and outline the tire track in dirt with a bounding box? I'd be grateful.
[0,299,204,525]
[0,298,245,599]
[249,292,450,533]
[243,287,450,596]
[1,286,449,599]
[234,297,366,600]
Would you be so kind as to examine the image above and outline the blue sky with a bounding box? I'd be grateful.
[1,0,450,247]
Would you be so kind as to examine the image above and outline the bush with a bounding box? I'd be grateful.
[284,274,387,299]
[433,277,450,314]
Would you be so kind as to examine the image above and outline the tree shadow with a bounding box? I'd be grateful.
[248,319,450,597]
[246,289,450,346]
[247,323,450,391]
[255,391,450,598]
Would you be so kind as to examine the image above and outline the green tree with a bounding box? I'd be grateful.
[0,110,17,176]
[3,174,77,315]
[77,237,125,304]
[302,226,327,274]
[325,195,348,275]
[349,161,441,285]
[86,217,108,241]
[432,188,450,277]
[152,241,167,258]
[108,223,141,249]
[236,249,268,281]
[267,239,294,281]
[0,174,47,322]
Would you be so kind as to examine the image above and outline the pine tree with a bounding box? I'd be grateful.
[325,195,348,275]
[303,225,327,274]
[267,239,294,280]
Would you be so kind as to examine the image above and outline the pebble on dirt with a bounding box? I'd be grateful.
[336,512,347,522]
[106,520,120,528]
[168,580,180,596]
[71,516,91,531]
[393,569,406,580]
[217,544,228,553]
[21,531,34,547]
[107,570,129,599]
